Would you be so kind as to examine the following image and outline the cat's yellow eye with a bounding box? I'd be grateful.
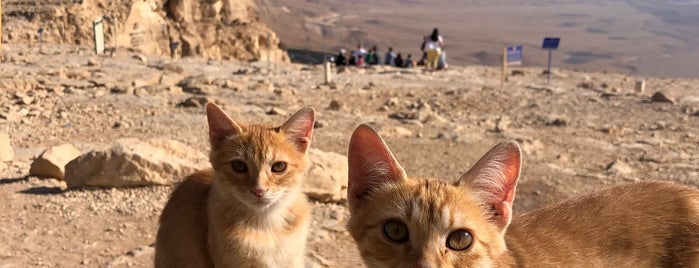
[446,229,473,251]
[383,220,409,243]
[231,160,248,172]
[271,161,287,173]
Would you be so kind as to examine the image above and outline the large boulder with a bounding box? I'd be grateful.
[65,138,208,188]
[303,149,348,203]
[118,0,169,55]
[0,133,14,162]
[29,143,82,180]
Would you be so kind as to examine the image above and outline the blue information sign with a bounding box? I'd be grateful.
[506,45,522,65]
[542,37,560,49]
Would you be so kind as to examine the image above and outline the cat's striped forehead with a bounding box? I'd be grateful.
[403,180,457,225]
[217,124,299,165]
[380,179,482,231]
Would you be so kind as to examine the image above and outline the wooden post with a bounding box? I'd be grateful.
[324,61,332,84]
[0,0,3,60]
[502,46,507,89]
[547,49,552,85]
[114,18,118,54]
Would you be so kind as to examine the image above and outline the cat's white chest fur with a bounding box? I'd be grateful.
[209,205,310,268]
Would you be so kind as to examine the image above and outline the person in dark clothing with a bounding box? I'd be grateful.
[405,54,415,68]
[394,53,404,68]
[335,49,347,66]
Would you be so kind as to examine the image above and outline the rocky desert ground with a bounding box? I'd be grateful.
[0,43,698,267]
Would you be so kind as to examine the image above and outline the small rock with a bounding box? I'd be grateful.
[251,81,274,91]
[13,92,35,105]
[273,87,295,96]
[545,115,568,126]
[113,121,130,129]
[495,116,511,133]
[267,107,288,116]
[385,98,400,106]
[178,96,211,108]
[111,86,134,95]
[132,54,148,64]
[313,120,325,128]
[327,100,342,111]
[379,126,413,137]
[578,81,596,89]
[160,74,185,87]
[87,59,100,67]
[303,149,348,203]
[29,143,82,180]
[511,70,525,76]
[233,68,251,75]
[388,112,418,120]
[650,91,675,104]
[606,160,635,175]
[178,75,216,95]
[0,133,14,162]
[183,85,217,95]
[131,79,148,88]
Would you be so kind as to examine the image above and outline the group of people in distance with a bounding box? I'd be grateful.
[333,28,448,72]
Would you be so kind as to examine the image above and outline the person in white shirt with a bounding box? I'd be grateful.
[351,45,367,66]
[423,28,444,72]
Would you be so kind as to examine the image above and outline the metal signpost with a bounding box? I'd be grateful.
[541,37,560,84]
[502,45,523,88]
[38,28,44,52]
[93,17,105,55]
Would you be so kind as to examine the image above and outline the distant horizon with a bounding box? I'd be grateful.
[259,0,699,79]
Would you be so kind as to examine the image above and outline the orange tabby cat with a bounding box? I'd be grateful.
[155,103,315,268]
[346,124,699,268]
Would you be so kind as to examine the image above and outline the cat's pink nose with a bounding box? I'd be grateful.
[251,188,267,198]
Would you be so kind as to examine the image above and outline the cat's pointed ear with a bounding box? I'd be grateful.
[206,103,243,148]
[280,106,315,153]
[347,125,407,213]
[457,141,521,231]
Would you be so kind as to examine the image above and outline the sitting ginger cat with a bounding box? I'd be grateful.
[155,103,315,268]
[346,124,699,268]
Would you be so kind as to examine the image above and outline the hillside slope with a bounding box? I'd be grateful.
[1,0,288,62]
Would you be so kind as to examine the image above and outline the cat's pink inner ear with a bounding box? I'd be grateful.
[206,103,242,147]
[281,107,315,153]
[457,141,521,230]
[347,125,407,212]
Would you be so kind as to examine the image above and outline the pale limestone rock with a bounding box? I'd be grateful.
[607,160,635,175]
[0,133,14,162]
[379,126,413,138]
[651,91,675,104]
[303,149,348,203]
[29,143,82,180]
[65,138,208,188]
[118,1,169,55]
